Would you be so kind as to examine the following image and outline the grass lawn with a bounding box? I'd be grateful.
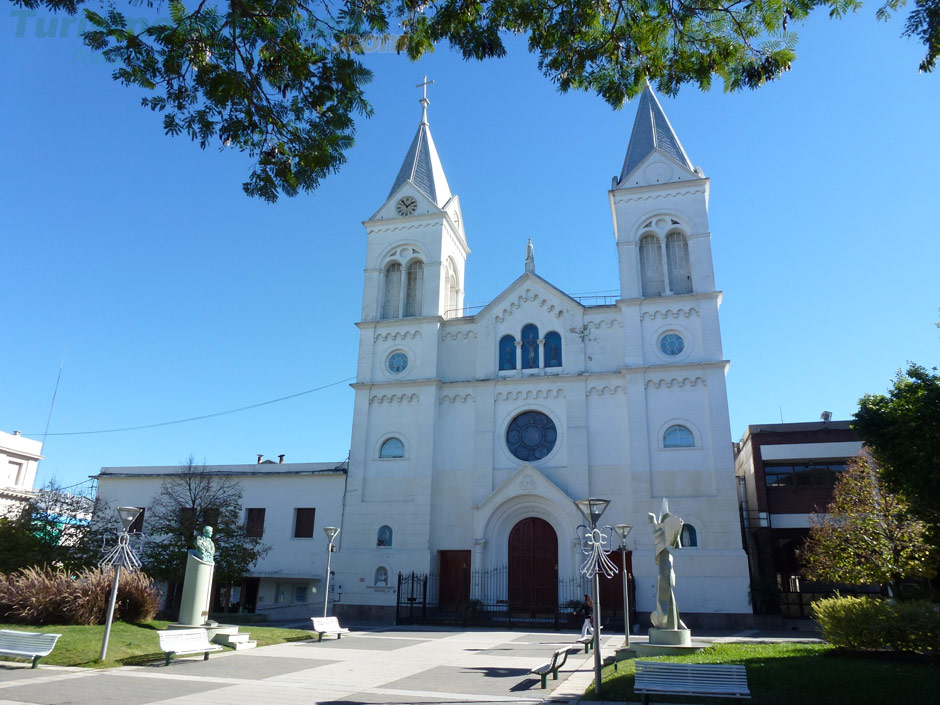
[583,642,938,704]
[0,622,315,669]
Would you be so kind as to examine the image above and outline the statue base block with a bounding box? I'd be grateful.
[633,628,707,657]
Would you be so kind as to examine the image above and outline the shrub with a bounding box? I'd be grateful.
[813,595,940,654]
[0,566,160,625]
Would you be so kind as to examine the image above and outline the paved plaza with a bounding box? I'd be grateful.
[0,626,821,705]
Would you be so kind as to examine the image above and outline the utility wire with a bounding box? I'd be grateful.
[29,376,355,437]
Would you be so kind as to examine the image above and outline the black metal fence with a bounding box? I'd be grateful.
[396,566,636,629]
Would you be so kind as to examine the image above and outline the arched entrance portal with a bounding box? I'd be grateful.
[508,517,558,616]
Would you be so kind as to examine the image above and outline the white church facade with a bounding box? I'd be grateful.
[333,86,750,625]
[92,85,751,627]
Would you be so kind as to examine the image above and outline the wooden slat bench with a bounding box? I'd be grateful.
[634,661,750,704]
[311,616,350,642]
[529,647,572,688]
[157,628,223,666]
[0,629,62,668]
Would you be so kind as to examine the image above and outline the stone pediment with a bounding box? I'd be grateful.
[476,273,582,325]
[367,181,452,223]
[474,463,573,514]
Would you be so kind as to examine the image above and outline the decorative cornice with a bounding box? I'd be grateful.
[583,319,623,330]
[645,376,706,389]
[439,392,474,404]
[374,330,422,342]
[641,307,699,321]
[495,388,565,401]
[612,186,707,205]
[441,330,477,342]
[587,384,626,397]
[495,288,565,324]
[369,392,420,404]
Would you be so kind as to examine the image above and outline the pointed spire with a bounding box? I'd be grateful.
[387,77,452,208]
[619,82,694,183]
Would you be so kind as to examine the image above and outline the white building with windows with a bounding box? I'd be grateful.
[334,86,751,625]
[95,459,346,620]
[0,430,42,515]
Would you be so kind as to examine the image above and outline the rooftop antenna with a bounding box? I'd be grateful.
[42,347,67,449]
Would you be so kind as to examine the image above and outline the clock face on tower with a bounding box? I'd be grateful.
[396,195,418,217]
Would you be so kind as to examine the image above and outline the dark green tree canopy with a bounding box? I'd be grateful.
[10,0,938,201]
[854,363,940,527]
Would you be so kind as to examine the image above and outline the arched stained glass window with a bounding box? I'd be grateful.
[382,263,402,319]
[374,566,389,586]
[521,324,539,369]
[379,437,404,458]
[639,234,664,297]
[377,525,393,547]
[544,331,562,368]
[403,261,423,317]
[499,335,517,371]
[664,425,694,448]
[680,524,698,548]
[666,231,692,295]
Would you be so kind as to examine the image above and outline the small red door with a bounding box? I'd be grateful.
[439,550,471,610]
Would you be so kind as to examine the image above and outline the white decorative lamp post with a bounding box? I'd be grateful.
[322,526,340,617]
[99,506,142,661]
[613,524,633,647]
[574,498,617,696]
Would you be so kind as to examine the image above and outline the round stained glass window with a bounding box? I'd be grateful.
[659,333,685,356]
[387,351,408,373]
[506,411,557,462]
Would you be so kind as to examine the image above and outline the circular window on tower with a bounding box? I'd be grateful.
[387,351,409,374]
[658,333,685,357]
[506,411,557,462]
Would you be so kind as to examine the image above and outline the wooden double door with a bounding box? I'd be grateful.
[508,517,558,616]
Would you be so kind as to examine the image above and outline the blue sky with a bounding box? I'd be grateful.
[2,9,937,491]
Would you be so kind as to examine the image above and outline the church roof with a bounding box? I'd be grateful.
[619,84,694,182]
[388,99,452,207]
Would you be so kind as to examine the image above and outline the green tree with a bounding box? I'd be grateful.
[140,458,268,587]
[801,452,935,598]
[0,480,106,573]
[9,0,938,202]
[853,363,940,530]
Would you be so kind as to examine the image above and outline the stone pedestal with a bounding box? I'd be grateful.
[177,552,214,627]
[633,627,707,657]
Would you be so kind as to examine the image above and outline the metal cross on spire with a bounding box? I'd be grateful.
[417,75,434,124]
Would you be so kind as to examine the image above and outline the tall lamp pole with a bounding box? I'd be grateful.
[99,506,142,661]
[613,524,633,648]
[575,498,616,697]
[322,527,340,617]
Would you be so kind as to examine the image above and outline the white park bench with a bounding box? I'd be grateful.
[157,628,223,666]
[634,661,750,704]
[310,616,350,641]
[0,629,62,669]
[576,635,594,653]
[529,646,573,688]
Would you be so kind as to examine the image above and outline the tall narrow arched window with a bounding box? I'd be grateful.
[377,525,393,547]
[544,331,562,368]
[403,261,423,317]
[666,231,692,295]
[521,324,539,369]
[382,262,402,319]
[639,234,664,297]
[680,524,698,548]
[499,335,517,371]
[664,424,695,448]
[447,273,458,316]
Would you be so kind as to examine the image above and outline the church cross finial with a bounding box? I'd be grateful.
[416,75,434,124]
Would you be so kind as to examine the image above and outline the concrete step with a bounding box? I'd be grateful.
[229,639,257,650]
[214,632,251,645]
